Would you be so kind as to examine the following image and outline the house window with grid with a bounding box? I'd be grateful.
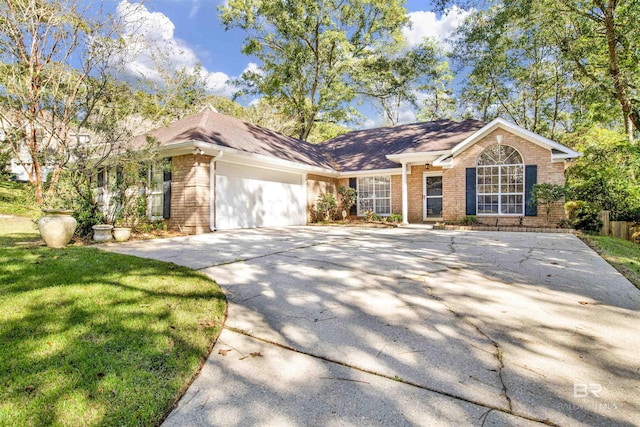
[476,145,524,215]
[357,176,391,216]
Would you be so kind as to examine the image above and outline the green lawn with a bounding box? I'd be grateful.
[582,234,640,289]
[0,216,226,426]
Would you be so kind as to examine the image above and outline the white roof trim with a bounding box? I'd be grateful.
[160,140,338,176]
[337,168,403,177]
[451,117,581,159]
[385,150,450,166]
[432,154,454,169]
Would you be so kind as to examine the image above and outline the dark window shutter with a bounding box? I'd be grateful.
[349,177,357,216]
[525,165,537,216]
[465,168,476,215]
[97,168,104,187]
[163,158,172,219]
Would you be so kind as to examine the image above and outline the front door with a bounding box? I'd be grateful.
[423,173,443,220]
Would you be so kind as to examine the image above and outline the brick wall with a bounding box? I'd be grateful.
[165,154,211,234]
[442,129,566,227]
[307,174,338,222]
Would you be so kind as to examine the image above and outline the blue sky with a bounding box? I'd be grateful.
[114,0,470,125]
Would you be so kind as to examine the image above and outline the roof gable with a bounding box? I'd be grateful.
[447,118,581,161]
[130,108,334,170]
[320,119,485,171]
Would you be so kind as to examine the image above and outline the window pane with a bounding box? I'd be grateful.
[358,176,391,216]
[376,198,390,215]
[426,176,442,196]
[426,197,442,217]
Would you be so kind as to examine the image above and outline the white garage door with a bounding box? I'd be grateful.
[215,162,306,230]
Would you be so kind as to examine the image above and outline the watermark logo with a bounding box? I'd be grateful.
[573,383,602,399]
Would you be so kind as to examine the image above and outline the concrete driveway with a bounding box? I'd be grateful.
[103,227,640,426]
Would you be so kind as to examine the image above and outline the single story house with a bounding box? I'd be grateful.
[126,107,580,234]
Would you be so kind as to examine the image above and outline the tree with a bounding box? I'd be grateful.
[451,3,577,138]
[416,60,457,121]
[564,127,640,220]
[0,0,131,203]
[219,0,408,141]
[444,0,640,140]
[548,0,640,140]
[357,39,446,126]
[531,183,565,225]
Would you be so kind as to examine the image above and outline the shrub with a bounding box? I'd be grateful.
[388,213,403,223]
[531,183,565,225]
[564,127,640,222]
[337,186,356,214]
[564,200,602,232]
[459,215,478,225]
[316,193,337,221]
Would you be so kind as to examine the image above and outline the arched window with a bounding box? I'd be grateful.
[476,145,524,215]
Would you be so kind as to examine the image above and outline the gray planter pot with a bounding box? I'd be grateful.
[38,209,77,248]
[92,224,114,242]
[112,227,132,242]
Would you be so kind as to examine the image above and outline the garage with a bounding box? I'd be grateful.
[215,161,307,230]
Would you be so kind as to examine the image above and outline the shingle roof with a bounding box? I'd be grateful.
[129,108,334,170]
[319,119,485,171]
[129,110,486,173]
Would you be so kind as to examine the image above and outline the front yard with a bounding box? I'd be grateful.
[0,217,226,426]
[581,234,640,289]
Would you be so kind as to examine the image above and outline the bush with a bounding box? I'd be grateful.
[564,127,640,222]
[564,200,602,232]
[315,193,337,221]
[531,183,565,225]
[337,186,356,214]
[388,213,403,223]
[459,215,478,225]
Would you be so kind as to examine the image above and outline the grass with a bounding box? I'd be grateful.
[0,217,227,426]
[581,234,640,289]
[0,181,38,218]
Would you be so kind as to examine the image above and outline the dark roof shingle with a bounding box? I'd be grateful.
[130,108,334,169]
[320,119,485,171]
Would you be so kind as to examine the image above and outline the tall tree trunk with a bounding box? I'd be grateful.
[602,1,636,141]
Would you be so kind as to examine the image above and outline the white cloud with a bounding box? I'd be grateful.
[115,0,234,96]
[404,6,471,48]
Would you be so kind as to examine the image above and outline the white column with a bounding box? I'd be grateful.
[401,162,409,225]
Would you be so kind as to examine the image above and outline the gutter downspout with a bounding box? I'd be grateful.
[210,152,224,232]
[401,162,409,225]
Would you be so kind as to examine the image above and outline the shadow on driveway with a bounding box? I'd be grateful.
[103,227,640,426]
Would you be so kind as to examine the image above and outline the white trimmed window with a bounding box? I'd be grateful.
[477,145,524,215]
[148,164,164,219]
[357,176,391,216]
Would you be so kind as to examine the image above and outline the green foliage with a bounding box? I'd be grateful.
[357,39,447,125]
[582,235,640,289]
[315,193,338,221]
[564,200,602,231]
[337,186,357,214]
[0,181,37,218]
[133,64,210,125]
[0,145,12,179]
[219,0,409,140]
[416,58,457,121]
[363,210,382,222]
[459,215,478,225]
[451,0,640,137]
[564,127,640,221]
[531,183,565,224]
[388,213,403,223]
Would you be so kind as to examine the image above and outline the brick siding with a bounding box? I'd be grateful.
[442,130,566,227]
[165,154,211,234]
